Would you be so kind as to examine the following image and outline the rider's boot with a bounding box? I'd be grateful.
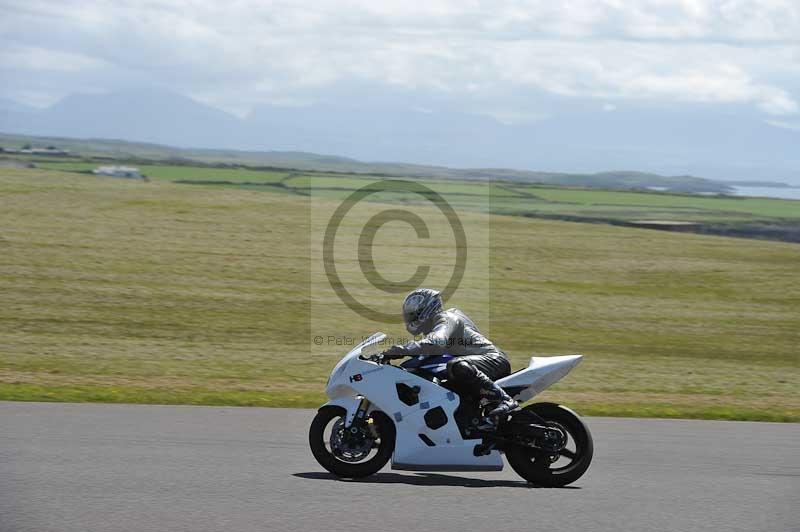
[475,373,518,430]
[486,382,519,417]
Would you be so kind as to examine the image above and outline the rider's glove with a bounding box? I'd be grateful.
[382,341,422,359]
[382,344,408,359]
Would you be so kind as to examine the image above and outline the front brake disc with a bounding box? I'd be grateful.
[329,419,373,462]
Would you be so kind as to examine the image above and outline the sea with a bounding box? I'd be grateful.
[730,186,800,200]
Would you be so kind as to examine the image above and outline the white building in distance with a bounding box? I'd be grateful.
[93,166,146,180]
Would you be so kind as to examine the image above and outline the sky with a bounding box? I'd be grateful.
[2,0,799,127]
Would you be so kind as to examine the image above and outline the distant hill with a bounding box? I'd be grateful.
[4,90,246,150]
[0,132,735,193]
[1,88,799,185]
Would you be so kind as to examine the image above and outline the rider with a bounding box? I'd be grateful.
[382,288,518,422]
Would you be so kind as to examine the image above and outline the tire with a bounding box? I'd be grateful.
[505,403,593,487]
[309,405,395,478]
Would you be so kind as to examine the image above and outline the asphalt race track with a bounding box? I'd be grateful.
[1,402,797,532]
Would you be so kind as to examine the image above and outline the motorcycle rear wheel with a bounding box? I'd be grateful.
[505,403,593,487]
[309,405,395,478]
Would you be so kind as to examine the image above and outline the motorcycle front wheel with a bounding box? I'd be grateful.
[505,403,593,487]
[309,405,395,478]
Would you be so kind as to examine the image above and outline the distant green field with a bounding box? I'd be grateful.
[36,162,291,183]
[516,186,800,219]
[1,167,798,421]
[35,160,800,227]
[282,174,522,197]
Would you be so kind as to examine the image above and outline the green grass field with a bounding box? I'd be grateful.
[1,166,798,420]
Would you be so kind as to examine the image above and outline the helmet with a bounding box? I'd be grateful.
[402,288,443,335]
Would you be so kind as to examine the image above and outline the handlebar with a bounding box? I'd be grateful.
[360,352,404,363]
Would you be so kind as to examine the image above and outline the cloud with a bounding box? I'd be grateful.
[0,46,106,72]
[765,118,800,131]
[1,0,798,115]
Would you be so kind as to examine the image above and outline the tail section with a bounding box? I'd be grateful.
[496,355,583,403]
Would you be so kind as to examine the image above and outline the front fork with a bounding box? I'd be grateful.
[341,397,379,445]
[351,397,371,429]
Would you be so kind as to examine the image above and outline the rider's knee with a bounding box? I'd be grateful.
[447,359,477,381]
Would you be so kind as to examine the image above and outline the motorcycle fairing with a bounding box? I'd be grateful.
[322,333,582,471]
[324,337,502,471]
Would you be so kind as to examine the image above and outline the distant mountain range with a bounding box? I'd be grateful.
[0,132,741,193]
[1,88,799,187]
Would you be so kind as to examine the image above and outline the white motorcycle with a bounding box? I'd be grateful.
[309,332,593,487]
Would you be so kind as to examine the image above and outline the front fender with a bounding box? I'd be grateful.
[320,397,363,428]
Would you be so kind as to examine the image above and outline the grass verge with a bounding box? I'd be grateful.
[1,167,798,422]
